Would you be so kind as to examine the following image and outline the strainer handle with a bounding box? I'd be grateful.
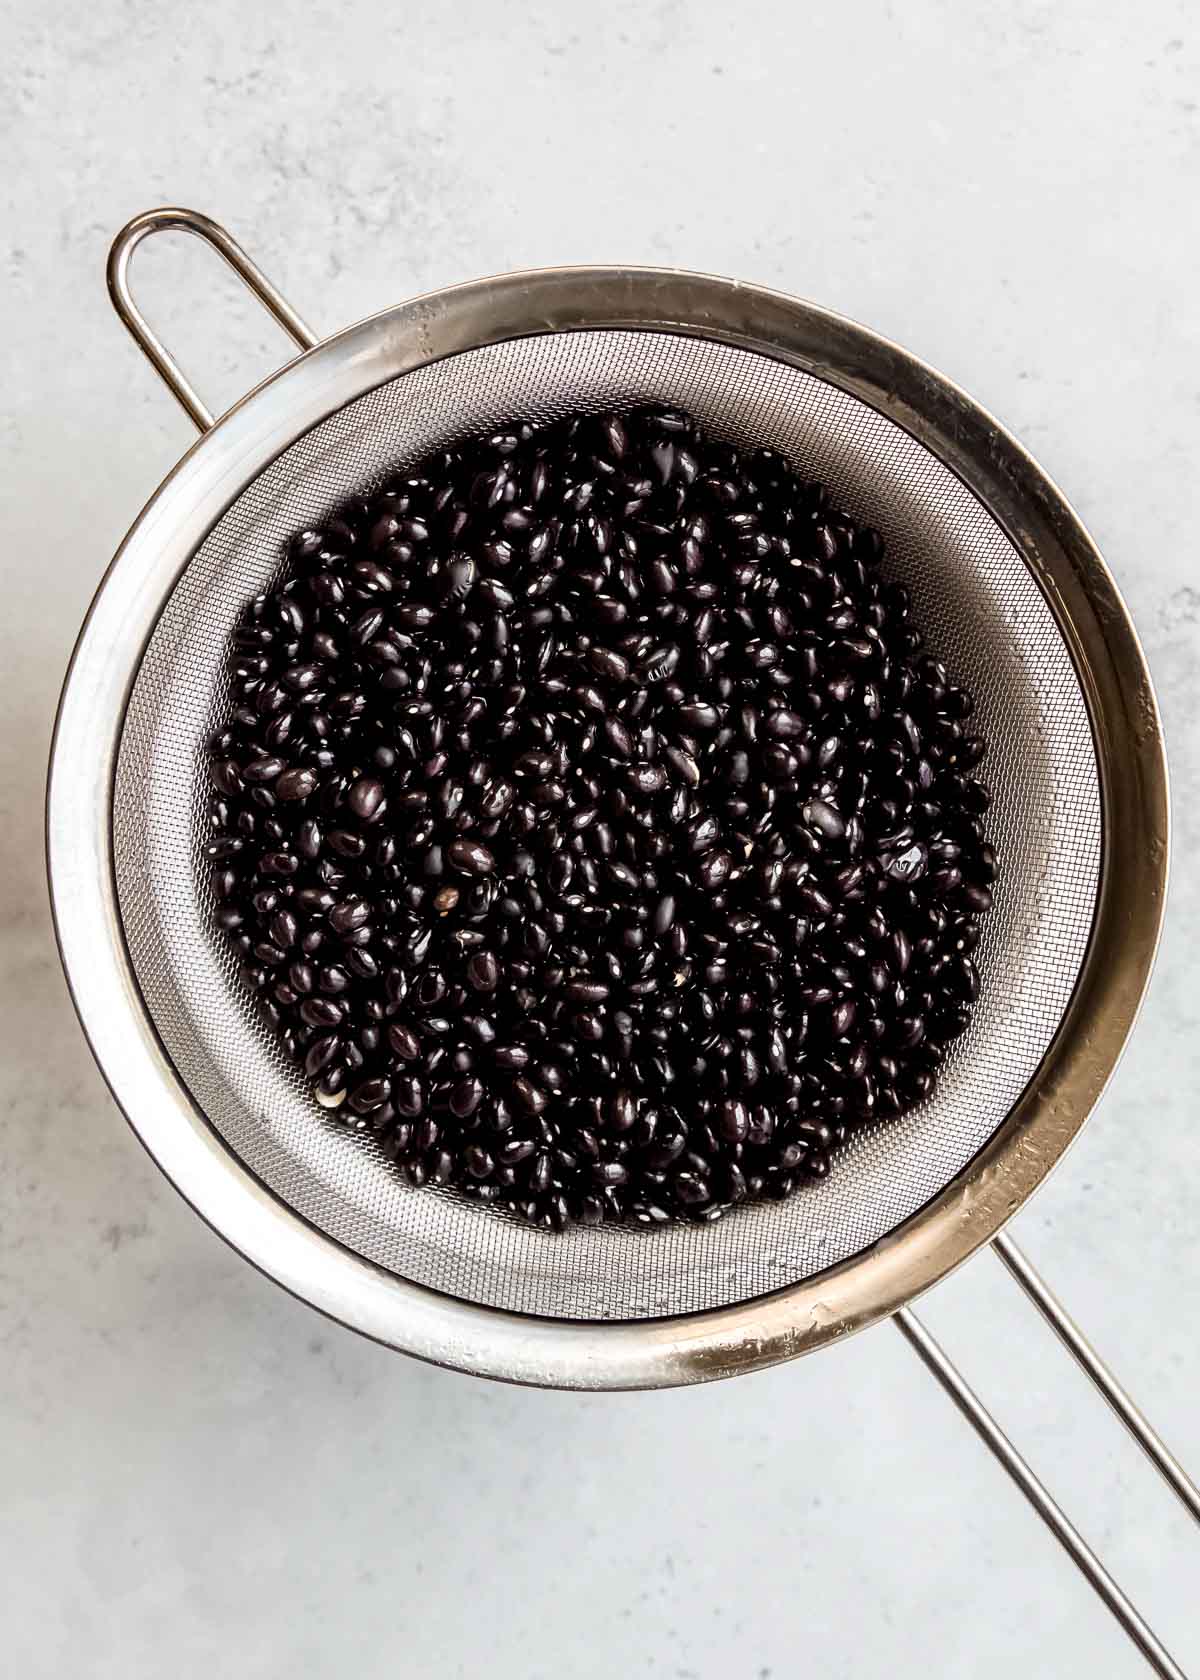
[896,1277,1196,1680]
[991,1234,1200,1521]
[106,207,320,432]
[894,1310,1189,1679]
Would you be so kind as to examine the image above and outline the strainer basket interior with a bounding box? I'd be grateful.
[113,325,1101,1322]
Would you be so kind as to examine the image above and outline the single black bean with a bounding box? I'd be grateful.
[388,1023,421,1061]
[347,776,385,821]
[802,798,845,842]
[276,767,317,802]
[765,709,804,740]
[513,1076,548,1114]
[589,646,630,682]
[301,997,344,1028]
[608,1089,636,1132]
[665,746,700,786]
[448,838,496,876]
[242,756,287,785]
[450,1078,484,1119]
[446,555,477,598]
[350,1077,390,1114]
[629,764,667,796]
[884,843,929,883]
[719,1098,749,1143]
[467,950,500,991]
[697,850,734,890]
[685,813,721,854]
[304,1033,340,1077]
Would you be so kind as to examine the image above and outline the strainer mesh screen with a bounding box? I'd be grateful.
[113,329,1101,1320]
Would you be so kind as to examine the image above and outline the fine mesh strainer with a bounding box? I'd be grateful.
[48,210,1193,1675]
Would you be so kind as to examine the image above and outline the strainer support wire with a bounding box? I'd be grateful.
[896,1303,1188,1680]
[993,1234,1200,1524]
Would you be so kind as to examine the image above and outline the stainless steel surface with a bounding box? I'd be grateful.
[106,207,318,431]
[993,1235,1200,1524]
[894,1309,1189,1680]
[48,210,1169,1388]
[114,326,1103,1333]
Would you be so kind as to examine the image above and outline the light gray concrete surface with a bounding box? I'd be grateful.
[3,3,1199,1676]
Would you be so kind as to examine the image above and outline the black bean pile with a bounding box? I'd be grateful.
[207,405,994,1232]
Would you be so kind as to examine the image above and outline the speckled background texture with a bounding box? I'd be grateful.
[2,4,1198,1676]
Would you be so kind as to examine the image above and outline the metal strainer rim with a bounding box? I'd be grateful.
[47,258,1168,1388]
